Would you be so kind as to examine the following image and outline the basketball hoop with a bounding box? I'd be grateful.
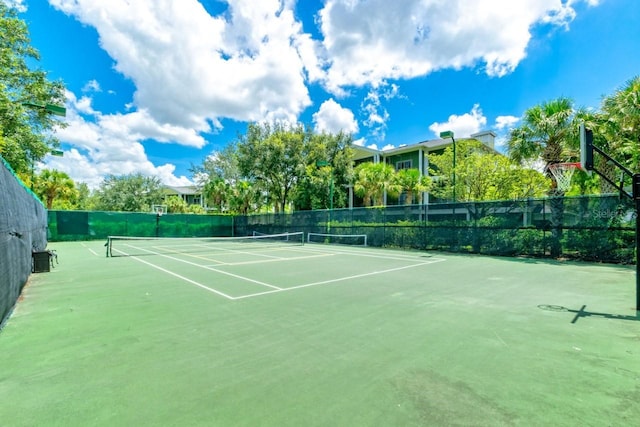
[548,162,580,192]
[152,204,167,216]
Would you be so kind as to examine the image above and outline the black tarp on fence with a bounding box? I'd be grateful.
[234,196,636,263]
[46,195,636,263]
[0,156,47,328]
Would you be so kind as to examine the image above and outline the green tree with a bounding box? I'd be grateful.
[34,169,78,209]
[292,132,354,210]
[429,140,549,202]
[165,195,188,213]
[394,168,430,205]
[163,195,205,214]
[353,162,399,206]
[94,173,164,212]
[237,122,307,213]
[74,182,97,210]
[600,76,640,170]
[507,97,579,257]
[0,4,66,175]
[229,180,261,215]
[192,144,241,185]
[203,178,231,212]
[507,97,579,194]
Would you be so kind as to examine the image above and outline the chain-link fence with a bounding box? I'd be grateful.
[1,156,48,328]
[234,195,636,263]
[47,195,635,263]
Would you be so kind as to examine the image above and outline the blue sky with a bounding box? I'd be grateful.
[9,0,640,187]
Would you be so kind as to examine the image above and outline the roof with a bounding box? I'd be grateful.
[163,185,201,195]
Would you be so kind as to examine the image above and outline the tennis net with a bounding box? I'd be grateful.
[106,232,304,257]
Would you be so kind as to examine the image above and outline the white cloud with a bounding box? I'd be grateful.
[82,79,101,93]
[317,0,592,91]
[3,0,26,12]
[49,0,313,132]
[492,115,520,151]
[45,0,596,137]
[43,91,195,188]
[313,99,359,134]
[40,0,601,184]
[429,104,487,139]
[495,115,520,131]
[360,83,403,141]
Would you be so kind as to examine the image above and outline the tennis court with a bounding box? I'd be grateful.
[1,235,639,426]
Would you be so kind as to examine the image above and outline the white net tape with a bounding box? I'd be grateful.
[548,163,579,191]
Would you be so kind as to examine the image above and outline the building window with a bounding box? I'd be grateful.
[396,160,412,170]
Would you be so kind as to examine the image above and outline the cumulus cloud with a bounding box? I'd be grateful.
[38,0,599,186]
[45,0,596,137]
[313,99,359,134]
[317,0,593,91]
[49,0,312,133]
[82,79,101,93]
[3,0,26,12]
[429,104,488,139]
[495,115,520,131]
[360,83,403,141]
[45,90,195,188]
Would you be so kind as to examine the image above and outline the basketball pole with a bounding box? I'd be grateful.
[584,125,640,311]
[591,144,640,311]
[634,174,640,311]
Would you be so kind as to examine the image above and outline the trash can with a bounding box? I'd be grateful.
[32,251,51,273]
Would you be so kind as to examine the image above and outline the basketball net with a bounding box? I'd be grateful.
[548,162,580,192]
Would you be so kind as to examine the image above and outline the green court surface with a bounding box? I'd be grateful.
[1,239,639,426]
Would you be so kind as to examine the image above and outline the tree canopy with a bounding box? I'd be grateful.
[0,3,66,175]
[429,140,549,202]
[195,122,354,213]
[94,173,164,212]
[34,169,78,209]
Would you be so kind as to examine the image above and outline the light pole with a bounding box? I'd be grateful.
[439,130,456,213]
[22,102,67,117]
[316,160,334,234]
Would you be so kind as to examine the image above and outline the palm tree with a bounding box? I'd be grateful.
[507,97,577,257]
[353,162,399,206]
[229,180,260,215]
[394,168,430,205]
[35,169,77,209]
[600,76,640,170]
[204,178,230,212]
[508,97,576,190]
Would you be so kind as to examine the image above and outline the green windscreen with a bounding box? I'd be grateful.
[48,211,233,241]
[1,156,47,327]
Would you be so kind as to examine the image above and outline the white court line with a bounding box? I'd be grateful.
[119,250,235,300]
[227,252,334,266]
[232,257,446,300]
[149,243,303,264]
[302,245,438,262]
[157,247,231,265]
[81,242,99,256]
[121,244,282,290]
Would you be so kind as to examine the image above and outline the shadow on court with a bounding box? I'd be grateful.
[538,304,640,323]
